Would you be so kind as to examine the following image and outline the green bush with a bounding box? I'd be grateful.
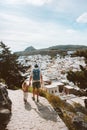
[29,86,33,93]
[63,113,75,130]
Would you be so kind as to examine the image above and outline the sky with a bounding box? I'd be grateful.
[0,0,87,52]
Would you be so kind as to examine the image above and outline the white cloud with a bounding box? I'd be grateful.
[0,12,25,23]
[53,0,72,12]
[76,12,87,24]
[27,0,52,6]
[0,11,87,52]
[66,29,77,34]
[48,0,80,14]
[4,0,52,6]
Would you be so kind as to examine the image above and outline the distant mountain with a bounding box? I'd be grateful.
[24,46,36,52]
[14,45,87,57]
[14,46,36,55]
[48,45,87,50]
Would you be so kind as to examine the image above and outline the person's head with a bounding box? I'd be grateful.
[34,64,38,68]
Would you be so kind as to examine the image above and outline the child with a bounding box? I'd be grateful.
[22,81,29,103]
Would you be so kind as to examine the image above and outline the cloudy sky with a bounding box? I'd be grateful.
[0,0,87,52]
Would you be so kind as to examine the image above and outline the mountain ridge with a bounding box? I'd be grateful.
[14,44,87,56]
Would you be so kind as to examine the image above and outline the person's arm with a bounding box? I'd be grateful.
[29,70,33,86]
[29,75,32,86]
[40,74,43,83]
[40,74,44,89]
[22,82,24,88]
[22,82,25,91]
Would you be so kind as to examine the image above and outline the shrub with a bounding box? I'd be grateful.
[29,86,33,93]
[39,89,47,97]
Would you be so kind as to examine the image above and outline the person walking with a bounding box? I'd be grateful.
[22,81,29,103]
[29,64,43,102]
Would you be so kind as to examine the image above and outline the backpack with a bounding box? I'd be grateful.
[33,68,40,80]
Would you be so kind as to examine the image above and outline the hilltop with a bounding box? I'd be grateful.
[14,45,87,57]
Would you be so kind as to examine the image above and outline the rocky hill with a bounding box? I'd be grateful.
[24,46,36,52]
[14,46,36,56]
[14,45,87,57]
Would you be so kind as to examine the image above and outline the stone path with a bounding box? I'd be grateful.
[6,90,68,130]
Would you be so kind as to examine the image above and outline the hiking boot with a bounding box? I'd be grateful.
[37,99,39,102]
[32,97,35,101]
[24,99,27,104]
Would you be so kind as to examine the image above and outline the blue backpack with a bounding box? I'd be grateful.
[33,68,40,80]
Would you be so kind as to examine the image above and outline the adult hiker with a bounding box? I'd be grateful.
[29,64,43,102]
[22,80,29,103]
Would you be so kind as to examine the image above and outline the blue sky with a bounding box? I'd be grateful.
[0,0,87,52]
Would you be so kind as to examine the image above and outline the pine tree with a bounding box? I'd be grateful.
[0,41,26,89]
